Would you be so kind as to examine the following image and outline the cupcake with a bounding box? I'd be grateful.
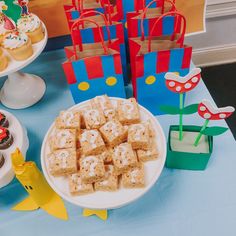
[2,31,33,61]
[0,112,9,127]
[0,127,13,150]
[0,154,5,168]
[17,14,44,44]
[0,48,8,71]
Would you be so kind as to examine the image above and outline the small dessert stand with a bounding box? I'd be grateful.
[0,23,48,109]
[0,109,29,188]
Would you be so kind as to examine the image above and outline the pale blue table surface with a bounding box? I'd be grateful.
[0,49,235,236]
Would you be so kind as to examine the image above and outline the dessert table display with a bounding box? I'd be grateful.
[0,50,236,236]
[0,0,236,235]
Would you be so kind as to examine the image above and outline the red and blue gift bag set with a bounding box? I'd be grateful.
[129,12,192,115]
[62,18,126,103]
[62,0,193,116]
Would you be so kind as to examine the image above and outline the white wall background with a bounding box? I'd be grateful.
[185,0,236,66]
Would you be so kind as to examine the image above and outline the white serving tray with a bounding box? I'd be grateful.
[41,97,166,210]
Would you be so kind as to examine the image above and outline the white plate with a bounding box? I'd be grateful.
[0,110,29,188]
[41,97,166,210]
[0,23,48,78]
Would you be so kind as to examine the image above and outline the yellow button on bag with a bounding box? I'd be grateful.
[78,82,90,91]
[145,75,156,85]
[106,77,117,86]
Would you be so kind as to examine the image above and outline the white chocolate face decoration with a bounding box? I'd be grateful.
[56,130,71,148]
[81,130,99,148]
[82,156,99,177]
[114,144,128,166]
[84,109,100,126]
[103,121,119,136]
[122,102,134,119]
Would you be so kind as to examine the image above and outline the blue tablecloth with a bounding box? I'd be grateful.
[0,50,235,236]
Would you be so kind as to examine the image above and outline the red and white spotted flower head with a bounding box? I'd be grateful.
[198,99,235,120]
[165,68,201,93]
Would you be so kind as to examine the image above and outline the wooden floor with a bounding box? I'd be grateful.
[202,63,236,139]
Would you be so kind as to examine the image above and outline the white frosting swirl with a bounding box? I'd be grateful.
[3,31,28,49]
[17,14,41,33]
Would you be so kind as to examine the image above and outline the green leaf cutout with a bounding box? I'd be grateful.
[159,105,181,115]
[160,104,198,115]
[181,104,199,115]
[3,1,21,23]
[201,127,228,136]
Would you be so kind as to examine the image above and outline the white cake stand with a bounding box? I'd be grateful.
[0,24,48,109]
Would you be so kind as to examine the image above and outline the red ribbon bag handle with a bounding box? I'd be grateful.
[140,0,176,40]
[135,0,175,13]
[147,11,186,52]
[101,0,113,24]
[72,0,101,11]
[71,18,109,59]
[72,0,113,24]
[79,10,111,44]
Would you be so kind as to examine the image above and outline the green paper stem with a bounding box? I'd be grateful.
[179,93,184,141]
[194,119,210,146]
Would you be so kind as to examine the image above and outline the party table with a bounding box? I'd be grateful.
[0,49,235,236]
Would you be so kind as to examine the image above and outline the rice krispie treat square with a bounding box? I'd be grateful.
[91,95,116,120]
[112,143,138,174]
[48,148,77,176]
[99,120,128,147]
[78,105,92,129]
[145,119,155,137]
[100,147,113,164]
[80,155,105,183]
[79,130,106,155]
[128,123,150,150]
[94,165,118,191]
[82,108,106,129]
[117,98,140,125]
[69,173,94,195]
[137,140,159,162]
[50,129,76,150]
[55,110,80,130]
[122,163,145,188]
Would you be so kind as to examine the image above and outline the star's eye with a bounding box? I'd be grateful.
[29,186,33,190]
[25,185,28,189]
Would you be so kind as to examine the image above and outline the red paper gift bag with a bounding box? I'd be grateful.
[127,0,177,38]
[129,12,192,115]
[70,10,128,84]
[62,18,126,103]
